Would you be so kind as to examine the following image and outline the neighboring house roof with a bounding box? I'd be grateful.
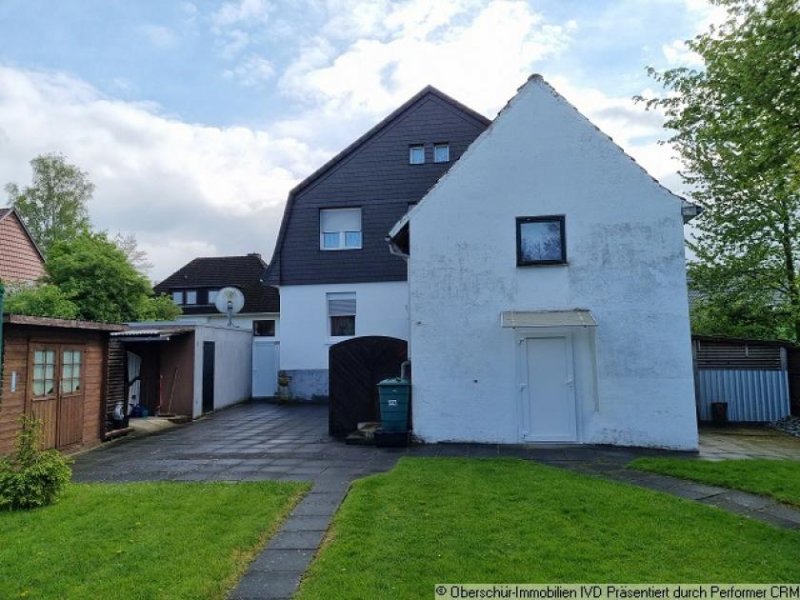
[263,86,491,285]
[389,74,702,252]
[0,207,46,284]
[154,254,279,315]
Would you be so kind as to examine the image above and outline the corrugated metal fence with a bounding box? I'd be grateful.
[696,369,790,422]
[694,336,792,423]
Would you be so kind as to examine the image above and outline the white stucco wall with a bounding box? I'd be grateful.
[191,325,253,417]
[279,281,410,372]
[406,77,698,450]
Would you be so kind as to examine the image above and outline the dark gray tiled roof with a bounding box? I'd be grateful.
[155,254,279,314]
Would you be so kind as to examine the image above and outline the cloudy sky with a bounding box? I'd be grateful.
[0,0,723,280]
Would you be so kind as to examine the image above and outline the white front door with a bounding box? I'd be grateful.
[522,335,577,442]
[252,341,279,397]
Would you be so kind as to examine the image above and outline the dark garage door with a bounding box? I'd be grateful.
[328,336,408,437]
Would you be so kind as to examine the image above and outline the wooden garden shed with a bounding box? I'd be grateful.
[0,314,124,455]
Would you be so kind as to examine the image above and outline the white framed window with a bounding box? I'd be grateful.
[172,291,183,305]
[434,143,450,163]
[185,290,197,305]
[409,144,425,165]
[320,208,362,250]
[208,290,219,304]
[327,292,356,337]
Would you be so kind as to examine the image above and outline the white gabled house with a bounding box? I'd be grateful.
[388,75,700,450]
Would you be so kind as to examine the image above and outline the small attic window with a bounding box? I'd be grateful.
[433,143,450,163]
[409,145,425,165]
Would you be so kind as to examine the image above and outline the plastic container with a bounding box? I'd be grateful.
[377,377,410,432]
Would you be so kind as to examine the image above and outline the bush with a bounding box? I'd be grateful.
[5,283,79,320]
[0,417,72,510]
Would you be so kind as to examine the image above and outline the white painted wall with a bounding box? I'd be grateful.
[191,325,253,417]
[406,77,698,450]
[175,312,280,337]
[279,281,409,371]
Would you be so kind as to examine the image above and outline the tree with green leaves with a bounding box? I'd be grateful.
[5,153,93,257]
[46,232,179,323]
[641,0,800,340]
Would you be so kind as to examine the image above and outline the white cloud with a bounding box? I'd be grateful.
[275,0,576,145]
[223,54,276,86]
[212,0,272,29]
[662,38,702,66]
[660,0,728,67]
[0,66,326,279]
[139,24,179,49]
[548,76,683,193]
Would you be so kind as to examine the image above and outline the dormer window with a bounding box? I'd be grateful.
[320,208,362,250]
[409,145,425,165]
[433,143,450,163]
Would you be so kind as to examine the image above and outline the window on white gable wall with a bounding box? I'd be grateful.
[327,292,356,337]
[320,208,362,250]
[516,216,567,266]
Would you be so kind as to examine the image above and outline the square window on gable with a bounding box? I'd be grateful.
[172,291,183,305]
[409,145,425,165]
[433,143,450,163]
[320,208,362,250]
[516,216,567,266]
[185,290,198,305]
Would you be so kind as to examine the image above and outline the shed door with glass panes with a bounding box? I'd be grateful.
[27,344,85,449]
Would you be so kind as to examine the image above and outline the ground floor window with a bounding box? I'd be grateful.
[327,292,356,337]
[253,319,276,337]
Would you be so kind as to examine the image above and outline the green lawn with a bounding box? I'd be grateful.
[297,458,800,599]
[629,457,800,507]
[0,481,308,600]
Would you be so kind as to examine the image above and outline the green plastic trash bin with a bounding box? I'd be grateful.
[377,377,410,432]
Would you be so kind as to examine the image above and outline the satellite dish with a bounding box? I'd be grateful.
[215,287,245,326]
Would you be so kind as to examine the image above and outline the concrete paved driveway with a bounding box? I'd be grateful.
[699,425,800,460]
[72,401,401,484]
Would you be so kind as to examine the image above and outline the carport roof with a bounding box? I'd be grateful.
[112,327,194,342]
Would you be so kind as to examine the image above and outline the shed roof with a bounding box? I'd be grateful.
[3,314,126,332]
